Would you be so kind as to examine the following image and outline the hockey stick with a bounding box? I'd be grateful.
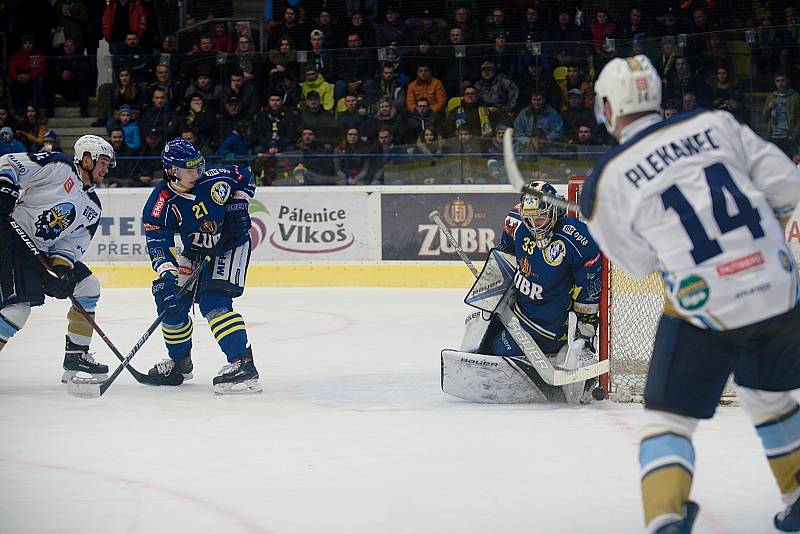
[429,210,609,386]
[502,128,582,214]
[7,217,151,383]
[65,256,210,399]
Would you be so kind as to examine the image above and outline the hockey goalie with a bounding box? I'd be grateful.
[441,181,604,404]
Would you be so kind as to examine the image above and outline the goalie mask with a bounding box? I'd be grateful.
[520,181,565,248]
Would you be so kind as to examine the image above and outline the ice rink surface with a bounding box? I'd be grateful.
[0,288,790,534]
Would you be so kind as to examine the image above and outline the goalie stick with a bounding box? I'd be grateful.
[7,217,150,383]
[65,256,210,399]
[429,210,608,386]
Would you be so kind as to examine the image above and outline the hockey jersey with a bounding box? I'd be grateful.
[142,165,255,275]
[581,109,800,330]
[499,207,602,342]
[0,152,101,266]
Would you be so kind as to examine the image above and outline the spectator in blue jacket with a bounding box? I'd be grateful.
[0,127,25,156]
[512,91,563,151]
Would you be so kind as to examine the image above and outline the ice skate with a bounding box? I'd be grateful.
[146,351,193,386]
[213,347,262,395]
[775,491,800,532]
[655,501,699,534]
[61,336,108,383]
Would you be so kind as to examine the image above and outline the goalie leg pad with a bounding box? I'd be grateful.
[460,311,490,353]
[441,349,550,403]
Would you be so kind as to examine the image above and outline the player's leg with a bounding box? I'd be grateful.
[147,257,195,386]
[640,315,741,534]
[199,241,261,394]
[733,305,800,532]
[0,224,41,352]
[61,262,109,383]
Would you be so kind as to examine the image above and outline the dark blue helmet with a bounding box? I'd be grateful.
[161,138,205,179]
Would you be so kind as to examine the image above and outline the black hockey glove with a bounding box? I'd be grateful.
[0,179,20,216]
[43,263,76,299]
[218,198,251,252]
[152,271,179,315]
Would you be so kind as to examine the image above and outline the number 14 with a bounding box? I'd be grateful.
[661,163,764,265]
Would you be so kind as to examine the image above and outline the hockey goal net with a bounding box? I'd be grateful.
[566,177,740,403]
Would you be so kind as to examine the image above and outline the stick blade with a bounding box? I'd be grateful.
[502,127,526,191]
[65,379,102,399]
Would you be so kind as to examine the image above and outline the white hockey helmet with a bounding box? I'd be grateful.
[593,55,662,135]
[73,134,116,168]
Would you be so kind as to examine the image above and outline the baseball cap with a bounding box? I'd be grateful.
[306,90,320,99]
[146,128,160,138]
[44,130,57,139]
[119,104,133,113]
[481,61,495,70]
[310,29,324,40]
[0,127,13,136]
[421,8,431,17]
[568,88,584,97]
[226,95,241,104]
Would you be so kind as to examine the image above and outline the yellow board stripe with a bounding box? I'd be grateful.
[211,317,244,336]
[208,311,238,329]
[215,324,247,342]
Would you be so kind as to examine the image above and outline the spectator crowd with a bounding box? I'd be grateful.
[2,0,800,185]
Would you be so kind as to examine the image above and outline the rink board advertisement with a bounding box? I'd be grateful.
[380,192,518,261]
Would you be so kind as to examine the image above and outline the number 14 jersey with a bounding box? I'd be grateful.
[581,109,800,330]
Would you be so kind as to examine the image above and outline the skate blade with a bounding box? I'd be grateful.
[61,370,108,384]
[213,379,263,395]
[65,377,102,399]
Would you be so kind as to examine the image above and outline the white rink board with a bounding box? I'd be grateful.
[0,287,791,534]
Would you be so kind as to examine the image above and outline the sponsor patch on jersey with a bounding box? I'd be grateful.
[8,154,26,175]
[716,252,764,277]
[35,202,76,241]
[200,220,219,234]
[676,275,709,311]
[210,181,231,205]
[144,223,161,232]
[543,239,566,266]
[583,253,600,269]
[83,205,98,222]
[779,249,794,272]
[63,176,74,193]
[519,256,531,276]
[151,190,169,218]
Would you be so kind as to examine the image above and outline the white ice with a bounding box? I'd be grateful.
[0,288,789,534]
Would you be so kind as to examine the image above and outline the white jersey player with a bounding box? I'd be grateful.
[582,55,800,534]
[0,135,116,383]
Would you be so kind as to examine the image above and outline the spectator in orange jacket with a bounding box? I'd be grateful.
[8,36,47,112]
[102,0,147,55]
[406,64,447,115]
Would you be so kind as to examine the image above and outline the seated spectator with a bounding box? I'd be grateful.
[342,10,376,48]
[437,27,477,100]
[557,65,593,112]
[182,36,219,82]
[589,10,615,51]
[482,124,508,184]
[656,36,678,81]
[138,87,178,140]
[720,89,751,127]
[407,9,445,47]
[268,71,303,110]
[333,127,371,185]
[299,91,337,146]
[296,127,335,185]
[336,94,369,137]
[158,34,181,73]
[234,20,259,52]
[183,67,222,111]
[228,33,263,83]
[406,64,446,115]
[370,127,406,184]
[40,131,61,152]
[452,5,478,44]
[709,65,735,109]
[615,6,649,43]
[146,64,182,111]
[699,33,731,83]
[208,21,235,54]
[255,92,296,153]
[404,97,443,143]
[222,68,259,115]
[763,71,800,157]
[334,32,376,101]
[15,104,48,151]
[375,4,405,47]
[561,89,595,142]
[179,93,218,150]
[374,63,405,111]
[105,127,138,187]
[483,7,511,44]
[97,68,144,128]
[663,99,679,120]
[518,62,562,112]
[474,61,518,123]
[354,100,375,143]
[445,126,482,183]
[112,32,152,86]
[371,98,404,142]
[102,0,147,56]
[180,127,215,157]
[548,7,588,58]
[0,127,25,156]
[382,45,408,86]
[0,105,17,131]
[301,65,334,111]
[512,92,563,150]
[663,56,709,106]
[268,36,298,80]
[129,128,164,187]
[312,10,338,53]
[8,36,46,113]
[45,39,90,118]
[116,104,141,150]
[305,29,336,84]
[682,92,698,113]
[268,5,306,51]
[404,38,438,80]
[570,124,600,148]
[445,86,492,138]
[216,130,251,160]
[410,127,448,185]
[55,0,90,52]
[486,33,516,80]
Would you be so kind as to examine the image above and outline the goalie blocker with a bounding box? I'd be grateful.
[440,248,606,404]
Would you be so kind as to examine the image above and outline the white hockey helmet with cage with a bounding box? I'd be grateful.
[593,54,662,135]
[520,180,565,248]
[73,134,116,168]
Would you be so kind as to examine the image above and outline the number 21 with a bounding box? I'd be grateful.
[192,201,208,219]
[661,163,764,265]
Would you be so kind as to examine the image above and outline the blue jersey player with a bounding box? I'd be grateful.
[488,180,602,360]
[141,138,261,394]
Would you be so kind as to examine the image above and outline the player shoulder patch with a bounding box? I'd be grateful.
[210,181,232,205]
[151,189,170,218]
[542,239,566,266]
[35,202,76,241]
